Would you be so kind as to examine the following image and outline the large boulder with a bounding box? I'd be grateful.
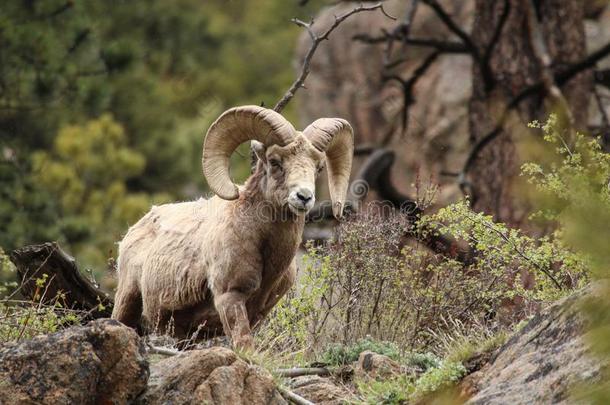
[138,347,285,405]
[0,319,148,405]
[355,350,404,380]
[461,284,607,404]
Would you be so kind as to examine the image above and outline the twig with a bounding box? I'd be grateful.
[278,387,315,405]
[148,345,181,356]
[275,367,330,378]
[273,2,396,112]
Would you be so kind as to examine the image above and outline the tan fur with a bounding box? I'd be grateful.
[112,134,326,347]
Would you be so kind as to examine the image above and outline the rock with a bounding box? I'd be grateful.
[0,318,148,405]
[290,375,354,405]
[355,350,404,380]
[138,347,285,405]
[462,284,606,404]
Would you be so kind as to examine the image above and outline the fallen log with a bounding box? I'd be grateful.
[9,242,113,319]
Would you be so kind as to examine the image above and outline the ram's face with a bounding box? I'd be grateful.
[262,134,325,216]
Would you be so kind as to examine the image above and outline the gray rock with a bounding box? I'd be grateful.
[0,319,148,405]
[462,284,606,405]
[291,375,353,405]
[138,347,285,405]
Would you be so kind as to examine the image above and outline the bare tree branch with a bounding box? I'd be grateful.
[278,387,314,405]
[420,0,476,53]
[383,51,440,134]
[381,0,420,67]
[274,2,396,113]
[482,0,510,72]
[353,149,474,263]
[556,42,610,85]
[276,367,330,378]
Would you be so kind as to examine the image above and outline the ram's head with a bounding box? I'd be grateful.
[203,105,354,217]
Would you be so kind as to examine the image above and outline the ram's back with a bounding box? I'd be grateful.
[116,197,226,300]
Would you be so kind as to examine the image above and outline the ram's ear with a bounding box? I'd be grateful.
[251,140,267,164]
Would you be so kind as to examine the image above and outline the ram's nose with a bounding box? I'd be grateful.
[296,189,313,204]
[289,187,315,213]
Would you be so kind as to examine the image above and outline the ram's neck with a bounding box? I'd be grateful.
[237,165,305,254]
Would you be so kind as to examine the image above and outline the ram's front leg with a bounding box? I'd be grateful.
[214,286,257,349]
[212,266,261,348]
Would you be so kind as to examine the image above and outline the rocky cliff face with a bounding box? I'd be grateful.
[461,284,607,404]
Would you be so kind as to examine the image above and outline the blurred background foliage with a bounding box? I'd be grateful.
[0,0,324,278]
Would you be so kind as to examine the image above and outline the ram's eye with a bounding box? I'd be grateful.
[317,165,324,174]
[269,159,282,170]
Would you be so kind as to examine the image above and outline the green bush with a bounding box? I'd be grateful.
[357,374,414,405]
[321,337,402,366]
[259,195,587,363]
[411,360,467,399]
[520,115,610,402]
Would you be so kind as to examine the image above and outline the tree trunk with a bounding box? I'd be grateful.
[9,242,113,319]
[468,0,591,225]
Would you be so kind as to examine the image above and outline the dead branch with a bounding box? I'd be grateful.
[482,0,510,67]
[420,0,494,90]
[148,345,181,356]
[420,0,475,53]
[9,242,113,319]
[273,2,396,113]
[383,51,440,134]
[275,367,330,378]
[381,0,420,67]
[278,387,315,405]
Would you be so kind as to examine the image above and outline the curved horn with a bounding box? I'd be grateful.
[304,118,354,218]
[203,105,295,200]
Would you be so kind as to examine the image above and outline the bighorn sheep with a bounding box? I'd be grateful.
[111,105,354,347]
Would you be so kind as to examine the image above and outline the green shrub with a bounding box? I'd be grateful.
[356,356,466,404]
[356,374,414,405]
[520,115,610,402]
[403,351,441,372]
[411,360,467,399]
[321,337,402,366]
[259,195,586,362]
